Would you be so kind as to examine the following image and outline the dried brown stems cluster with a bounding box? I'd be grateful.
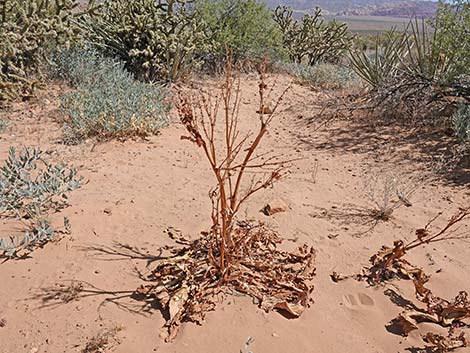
[333,208,470,352]
[135,58,315,341]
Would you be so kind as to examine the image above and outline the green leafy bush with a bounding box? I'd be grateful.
[84,0,210,82]
[55,48,170,143]
[273,6,352,66]
[281,62,359,90]
[433,0,470,78]
[196,0,284,63]
[0,147,82,257]
[0,0,91,102]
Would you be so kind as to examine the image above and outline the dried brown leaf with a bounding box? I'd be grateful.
[424,332,467,352]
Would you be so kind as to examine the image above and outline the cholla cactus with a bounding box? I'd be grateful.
[0,0,92,102]
[86,0,211,82]
[273,5,351,65]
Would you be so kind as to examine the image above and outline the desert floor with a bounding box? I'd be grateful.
[0,74,469,353]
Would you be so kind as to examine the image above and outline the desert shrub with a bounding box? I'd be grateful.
[453,104,470,140]
[273,6,352,66]
[0,0,93,103]
[84,0,210,82]
[195,0,284,63]
[282,62,359,90]
[433,0,470,78]
[56,48,170,143]
[0,147,82,257]
[349,14,470,128]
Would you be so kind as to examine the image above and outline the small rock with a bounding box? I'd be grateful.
[262,199,289,216]
[103,207,112,215]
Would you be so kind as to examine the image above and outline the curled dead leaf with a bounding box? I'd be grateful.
[272,301,305,317]
[169,286,189,322]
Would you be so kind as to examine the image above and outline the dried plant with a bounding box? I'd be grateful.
[363,170,416,222]
[356,208,469,285]
[135,58,316,341]
[423,331,467,352]
[82,326,122,353]
[332,208,470,352]
[41,281,84,304]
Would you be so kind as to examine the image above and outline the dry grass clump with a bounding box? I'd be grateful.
[82,326,122,353]
[363,170,416,222]
[135,58,316,341]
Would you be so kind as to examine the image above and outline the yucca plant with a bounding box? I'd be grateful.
[349,28,408,88]
[402,18,457,84]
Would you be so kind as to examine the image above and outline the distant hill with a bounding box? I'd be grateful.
[264,0,438,17]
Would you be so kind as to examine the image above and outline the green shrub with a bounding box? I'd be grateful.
[0,147,82,257]
[84,0,210,82]
[282,62,359,90]
[0,0,92,102]
[196,0,284,63]
[433,0,470,78]
[56,48,170,143]
[273,6,352,66]
[453,104,470,140]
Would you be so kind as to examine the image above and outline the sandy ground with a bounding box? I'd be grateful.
[0,75,469,353]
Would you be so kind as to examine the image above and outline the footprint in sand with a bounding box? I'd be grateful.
[343,293,375,309]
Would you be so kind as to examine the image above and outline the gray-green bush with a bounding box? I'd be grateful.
[54,48,170,143]
[0,147,82,257]
[453,104,470,140]
[282,62,359,90]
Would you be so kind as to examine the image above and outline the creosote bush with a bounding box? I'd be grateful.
[196,0,284,64]
[0,147,82,257]
[56,48,170,143]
